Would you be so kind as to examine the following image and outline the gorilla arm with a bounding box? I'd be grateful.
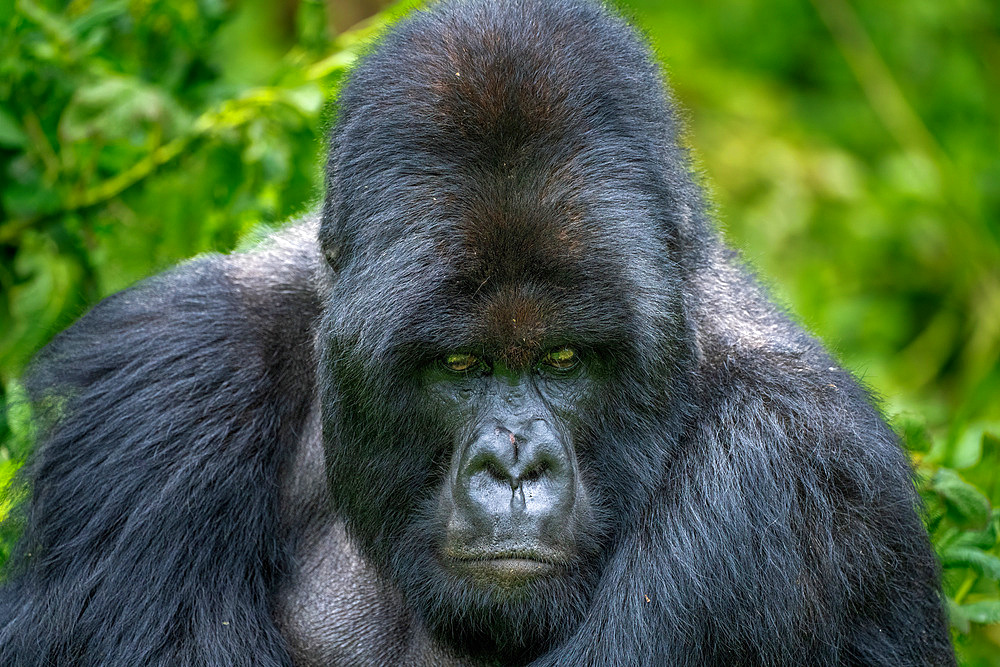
[0,225,321,667]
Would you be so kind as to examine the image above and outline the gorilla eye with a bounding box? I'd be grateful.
[543,347,578,371]
[443,353,480,373]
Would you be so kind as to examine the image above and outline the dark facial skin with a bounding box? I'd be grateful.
[425,347,594,587]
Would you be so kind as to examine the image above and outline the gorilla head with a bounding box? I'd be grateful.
[316,0,698,659]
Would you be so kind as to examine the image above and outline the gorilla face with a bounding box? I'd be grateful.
[316,141,696,660]
[316,142,699,657]
[417,345,607,658]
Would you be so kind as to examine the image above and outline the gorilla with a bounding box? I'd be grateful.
[0,0,955,665]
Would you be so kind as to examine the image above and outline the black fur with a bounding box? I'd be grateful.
[0,0,954,665]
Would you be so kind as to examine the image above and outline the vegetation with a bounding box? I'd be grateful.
[1,0,996,662]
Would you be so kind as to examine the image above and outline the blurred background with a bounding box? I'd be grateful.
[0,0,997,662]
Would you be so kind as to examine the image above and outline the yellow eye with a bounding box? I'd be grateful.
[543,347,577,370]
[443,353,479,373]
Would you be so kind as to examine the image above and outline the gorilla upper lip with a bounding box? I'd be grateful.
[444,548,568,569]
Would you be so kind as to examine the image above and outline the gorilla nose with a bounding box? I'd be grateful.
[453,423,575,534]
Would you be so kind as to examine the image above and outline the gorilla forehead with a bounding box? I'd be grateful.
[333,223,635,369]
[329,143,650,365]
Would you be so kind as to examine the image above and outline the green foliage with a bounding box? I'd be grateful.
[0,0,410,458]
[0,0,997,662]
[930,466,1000,647]
[922,433,1000,664]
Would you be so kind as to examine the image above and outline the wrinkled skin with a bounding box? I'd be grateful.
[0,1,955,666]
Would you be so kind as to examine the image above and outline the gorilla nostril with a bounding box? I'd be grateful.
[464,451,514,486]
[519,463,547,484]
[483,459,509,484]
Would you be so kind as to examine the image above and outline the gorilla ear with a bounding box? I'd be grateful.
[318,221,346,272]
[323,244,342,271]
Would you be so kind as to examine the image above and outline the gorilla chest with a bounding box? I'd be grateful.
[276,520,469,666]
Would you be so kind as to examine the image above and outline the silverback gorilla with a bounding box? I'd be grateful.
[0,0,955,665]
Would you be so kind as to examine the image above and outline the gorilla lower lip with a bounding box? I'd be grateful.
[456,557,557,581]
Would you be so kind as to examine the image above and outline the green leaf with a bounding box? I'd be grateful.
[281,84,324,116]
[59,76,190,145]
[952,510,1000,551]
[0,458,20,522]
[948,424,986,469]
[932,468,991,529]
[898,414,933,453]
[957,600,1000,625]
[941,546,1000,582]
[948,598,970,634]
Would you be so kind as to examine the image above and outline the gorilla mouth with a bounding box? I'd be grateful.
[445,550,566,583]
